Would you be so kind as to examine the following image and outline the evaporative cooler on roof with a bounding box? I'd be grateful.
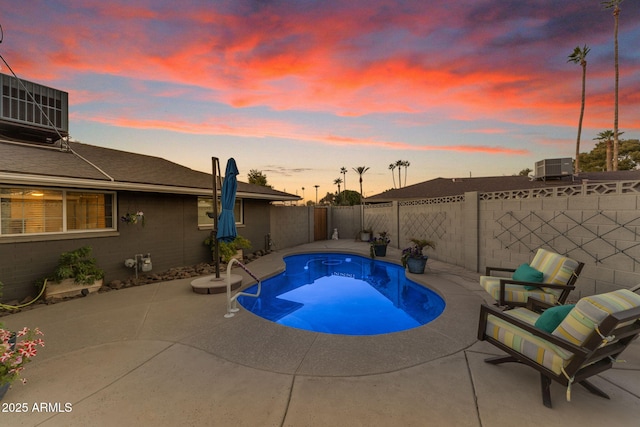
[534,158,573,180]
[0,72,68,144]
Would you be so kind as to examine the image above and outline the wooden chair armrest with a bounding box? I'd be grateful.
[496,279,575,306]
[498,279,576,290]
[526,296,557,312]
[485,266,516,276]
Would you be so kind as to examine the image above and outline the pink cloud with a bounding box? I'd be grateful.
[74,111,526,156]
[4,1,639,147]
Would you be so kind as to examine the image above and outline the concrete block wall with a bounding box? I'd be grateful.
[331,205,363,240]
[270,183,640,297]
[395,200,464,267]
[270,205,312,250]
[364,204,393,242]
[479,192,640,296]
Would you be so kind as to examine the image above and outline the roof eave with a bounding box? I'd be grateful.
[0,172,300,201]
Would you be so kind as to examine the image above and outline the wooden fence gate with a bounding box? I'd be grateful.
[314,207,327,241]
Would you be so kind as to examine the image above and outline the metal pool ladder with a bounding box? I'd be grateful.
[225,258,262,318]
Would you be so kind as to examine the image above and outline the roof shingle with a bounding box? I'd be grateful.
[0,139,299,200]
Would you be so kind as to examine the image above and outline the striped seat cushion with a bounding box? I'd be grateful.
[552,289,640,356]
[529,249,580,299]
[485,308,569,374]
[479,276,559,305]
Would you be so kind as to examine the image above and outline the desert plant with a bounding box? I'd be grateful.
[204,235,252,263]
[52,246,105,285]
[401,238,436,267]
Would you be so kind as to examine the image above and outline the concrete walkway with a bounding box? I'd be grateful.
[1,240,639,426]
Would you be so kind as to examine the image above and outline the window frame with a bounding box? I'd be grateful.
[0,186,117,237]
[197,196,244,228]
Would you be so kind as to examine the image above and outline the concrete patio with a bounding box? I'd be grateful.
[1,240,639,426]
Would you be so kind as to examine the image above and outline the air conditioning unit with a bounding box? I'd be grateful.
[535,158,573,180]
[0,72,69,143]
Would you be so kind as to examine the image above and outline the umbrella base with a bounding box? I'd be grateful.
[191,274,242,294]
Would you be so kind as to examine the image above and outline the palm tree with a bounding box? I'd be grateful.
[340,167,348,191]
[389,163,396,188]
[402,160,410,187]
[568,45,590,173]
[394,160,403,188]
[333,177,342,194]
[602,0,623,170]
[594,129,625,171]
[352,166,370,202]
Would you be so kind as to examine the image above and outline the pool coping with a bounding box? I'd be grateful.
[186,242,485,377]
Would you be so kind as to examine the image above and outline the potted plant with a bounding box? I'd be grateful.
[359,228,373,242]
[401,238,436,274]
[0,323,45,401]
[43,246,105,300]
[120,211,145,226]
[370,231,391,258]
[204,235,252,263]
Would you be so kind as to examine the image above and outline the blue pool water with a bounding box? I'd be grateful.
[237,253,445,336]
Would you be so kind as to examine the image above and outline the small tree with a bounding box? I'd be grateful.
[339,190,362,206]
[518,168,532,176]
[578,133,637,171]
[247,169,271,187]
[593,130,624,171]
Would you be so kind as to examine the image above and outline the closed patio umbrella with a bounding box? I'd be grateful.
[216,158,239,243]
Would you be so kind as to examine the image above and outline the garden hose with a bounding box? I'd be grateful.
[0,279,47,310]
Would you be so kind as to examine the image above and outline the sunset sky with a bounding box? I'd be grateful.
[1,1,639,201]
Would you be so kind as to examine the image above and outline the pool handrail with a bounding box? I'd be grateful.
[225,258,262,318]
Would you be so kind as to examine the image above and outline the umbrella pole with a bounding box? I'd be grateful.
[212,157,220,278]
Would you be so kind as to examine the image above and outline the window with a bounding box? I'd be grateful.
[197,197,243,227]
[0,187,115,236]
[67,191,114,230]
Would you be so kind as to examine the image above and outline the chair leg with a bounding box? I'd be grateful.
[540,374,553,408]
[484,355,518,365]
[579,380,610,400]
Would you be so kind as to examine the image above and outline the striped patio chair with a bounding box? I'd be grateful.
[480,248,584,308]
[477,288,640,408]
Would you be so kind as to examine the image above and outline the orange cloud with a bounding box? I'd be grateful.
[73,111,527,156]
[6,1,639,148]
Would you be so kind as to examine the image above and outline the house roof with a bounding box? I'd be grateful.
[365,170,640,202]
[0,139,300,201]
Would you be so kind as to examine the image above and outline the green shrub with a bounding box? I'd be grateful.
[204,235,252,263]
[52,246,105,285]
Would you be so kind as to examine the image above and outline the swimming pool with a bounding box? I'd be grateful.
[237,253,445,336]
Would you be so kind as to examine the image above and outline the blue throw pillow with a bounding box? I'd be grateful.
[534,304,575,333]
[512,263,544,289]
